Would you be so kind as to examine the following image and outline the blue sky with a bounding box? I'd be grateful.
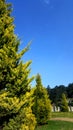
[7,0,73,88]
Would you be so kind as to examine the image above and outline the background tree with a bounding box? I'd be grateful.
[47,85,67,106]
[60,93,69,112]
[67,83,73,98]
[47,83,73,107]
[32,74,52,125]
[0,0,36,129]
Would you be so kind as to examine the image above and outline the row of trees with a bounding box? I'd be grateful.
[47,84,73,107]
[0,0,51,129]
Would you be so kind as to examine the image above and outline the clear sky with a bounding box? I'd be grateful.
[7,0,73,88]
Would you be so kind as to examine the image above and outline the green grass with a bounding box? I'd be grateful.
[35,120,73,130]
[35,112,73,130]
[52,112,73,118]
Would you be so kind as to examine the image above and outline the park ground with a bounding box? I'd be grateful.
[36,112,73,130]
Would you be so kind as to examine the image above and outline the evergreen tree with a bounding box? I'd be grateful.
[0,0,36,129]
[32,74,52,125]
[60,93,69,112]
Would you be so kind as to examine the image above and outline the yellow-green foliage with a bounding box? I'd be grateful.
[32,74,52,125]
[60,93,69,112]
[3,107,36,130]
[0,0,36,129]
[0,91,36,130]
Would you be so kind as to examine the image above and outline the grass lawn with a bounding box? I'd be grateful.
[52,112,73,118]
[35,112,73,130]
[35,120,73,130]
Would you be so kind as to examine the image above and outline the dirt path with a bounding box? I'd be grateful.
[50,118,73,122]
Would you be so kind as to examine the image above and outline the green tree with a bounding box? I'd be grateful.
[32,74,52,125]
[47,85,67,106]
[0,0,36,129]
[67,83,73,98]
[60,93,69,112]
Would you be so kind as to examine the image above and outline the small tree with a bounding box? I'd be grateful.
[32,74,52,125]
[60,93,69,112]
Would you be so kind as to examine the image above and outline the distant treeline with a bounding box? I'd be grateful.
[47,83,73,106]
